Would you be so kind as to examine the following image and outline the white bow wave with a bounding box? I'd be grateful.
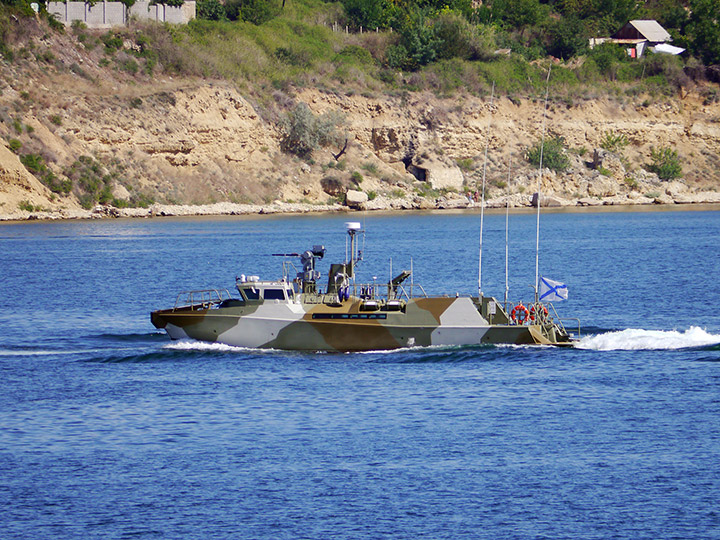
[576,327,720,351]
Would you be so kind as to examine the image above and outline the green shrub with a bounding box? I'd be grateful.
[20,153,45,174]
[19,200,38,212]
[279,103,343,159]
[351,171,363,184]
[647,146,682,180]
[600,131,629,153]
[433,12,495,62]
[102,32,124,53]
[49,114,62,126]
[625,177,638,188]
[7,138,21,153]
[275,47,310,67]
[367,190,377,201]
[456,157,474,171]
[334,45,374,66]
[361,162,378,174]
[526,135,569,172]
[587,43,628,79]
[20,153,72,194]
[45,12,65,32]
[117,57,139,74]
[35,49,56,63]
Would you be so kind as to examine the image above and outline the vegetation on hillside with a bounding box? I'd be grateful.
[2,0,718,99]
[1,0,718,209]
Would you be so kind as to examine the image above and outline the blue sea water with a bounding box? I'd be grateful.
[1,208,719,539]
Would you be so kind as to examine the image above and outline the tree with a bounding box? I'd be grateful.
[342,0,392,29]
[687,0,720,65]
[197,0,226,21]
[546,15,587,59]
[386,10,441,70]
[492,0,543,33]
[434,11,494,61]
[225,0,277,25]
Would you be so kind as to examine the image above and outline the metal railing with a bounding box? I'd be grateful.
[301,281,429,305]
[173,289,232,311]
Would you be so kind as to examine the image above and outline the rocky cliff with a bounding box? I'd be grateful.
[2,24,720,220]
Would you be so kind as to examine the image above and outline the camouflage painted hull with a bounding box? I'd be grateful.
[151,294,570,351]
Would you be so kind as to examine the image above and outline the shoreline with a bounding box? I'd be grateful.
[1,199,719,225]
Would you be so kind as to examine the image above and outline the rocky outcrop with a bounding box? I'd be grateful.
[2,62,720,219]
[413,159,465,190]
[345,189,368,209]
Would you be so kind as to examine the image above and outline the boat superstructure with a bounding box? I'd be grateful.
[151,223,577,351]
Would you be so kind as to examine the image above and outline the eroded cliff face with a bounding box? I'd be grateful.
[2,72,720,218]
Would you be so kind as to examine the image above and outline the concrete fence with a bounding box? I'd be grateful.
[47,1,196,28]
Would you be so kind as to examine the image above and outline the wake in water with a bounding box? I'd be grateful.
[576,326,720,351]
[163,340,278,354]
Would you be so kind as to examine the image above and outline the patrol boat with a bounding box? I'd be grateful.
[151,223,576,351]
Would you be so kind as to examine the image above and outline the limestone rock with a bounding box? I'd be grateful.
[587,175,619,197]
[593,148,626,181]
[321,176,346,197]
[345,189,368,209]
[412,159,465,190]
[630,168,661,185]
[436,194,470,209]
[531,192,573,207]
[665,181,688,196]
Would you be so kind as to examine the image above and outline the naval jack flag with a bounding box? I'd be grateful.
[539,277,568,302]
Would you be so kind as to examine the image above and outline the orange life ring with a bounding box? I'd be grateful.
[529,304,549,321]
[511,303,530,324]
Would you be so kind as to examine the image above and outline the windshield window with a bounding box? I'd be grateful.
[264,289,286,300]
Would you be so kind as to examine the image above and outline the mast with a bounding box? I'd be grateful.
[345,221,362,280]
[478,82,495,298]
[504,160,512,311]
[535,67,551,302]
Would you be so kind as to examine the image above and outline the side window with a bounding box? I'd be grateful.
[264,289,286,300]
[242,288,260,300]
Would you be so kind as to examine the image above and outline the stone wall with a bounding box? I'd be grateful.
[47,1,196,28]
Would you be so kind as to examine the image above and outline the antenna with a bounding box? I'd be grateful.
[410,257,414,297]
[478,82,495,298]
[535,66,551,303]
[504,159,512,311]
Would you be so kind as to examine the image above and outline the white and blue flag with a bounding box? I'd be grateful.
[539,277,568,302]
